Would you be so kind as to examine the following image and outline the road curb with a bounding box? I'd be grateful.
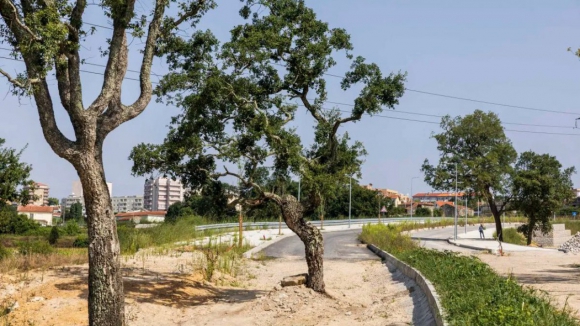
[243,233,293,258]
[367,244,447,326]
[446,239,493,253]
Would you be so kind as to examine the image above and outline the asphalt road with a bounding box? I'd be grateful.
[261,229,377,260]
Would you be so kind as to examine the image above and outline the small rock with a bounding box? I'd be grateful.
[8,301,19,312]
[345,311,352,316]
[29,296,45,302]
[281,273,308,287]
[274,285,282,291]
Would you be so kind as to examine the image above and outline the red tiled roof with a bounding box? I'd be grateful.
[17,205,53,213]
[413,192,465,198]
[436,201,454,207]
[115,211,166,218]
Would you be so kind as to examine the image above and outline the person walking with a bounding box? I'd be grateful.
[479,224,485,239]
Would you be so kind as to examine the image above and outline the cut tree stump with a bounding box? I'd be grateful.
[281,273,308,287]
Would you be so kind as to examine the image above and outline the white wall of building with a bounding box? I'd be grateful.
[72,180,112,197]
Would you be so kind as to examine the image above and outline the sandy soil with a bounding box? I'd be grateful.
[477,250,580,318]
[0,250,417,325]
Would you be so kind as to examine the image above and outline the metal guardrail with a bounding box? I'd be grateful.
[194,217,448,231]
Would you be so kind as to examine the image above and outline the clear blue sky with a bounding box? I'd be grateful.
[1,0,580,199]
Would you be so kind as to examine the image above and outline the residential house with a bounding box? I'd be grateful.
[115,211,166,224]
[17,205,53,226]
[23,182,50,206]
[363,183,410,206]
[439,203,474,217]
[413,192,466,203]
[405,202,436,215]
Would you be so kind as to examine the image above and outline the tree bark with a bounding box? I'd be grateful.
[266,193,325,292]
[484,187,503,242]
[74,155,124,326]
[526,217,535,246]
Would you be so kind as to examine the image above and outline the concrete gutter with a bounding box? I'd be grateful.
[446,238,493,253]
[367,244,448,326]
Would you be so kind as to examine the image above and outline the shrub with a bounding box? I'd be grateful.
[359,223,418,255]
[0,243,10,260]
[63,221,81,235]
[493,227,526,245]
[48,226,60,245]
[73,235,89,248]
[17,240,54,255]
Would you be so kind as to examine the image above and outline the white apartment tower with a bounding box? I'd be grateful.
[143,177,185,211]
[72,180,112,197]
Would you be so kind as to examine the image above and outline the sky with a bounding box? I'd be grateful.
[1,0,580,200]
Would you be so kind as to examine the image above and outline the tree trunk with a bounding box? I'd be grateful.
[484,189,503,242]
[75,156,124,326]
[267,193,325,292]
[526,218,535,246]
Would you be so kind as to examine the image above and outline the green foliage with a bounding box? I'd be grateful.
[361,225,578,325]
[325,183,385,218]
[565,221,580,236]
[512,151,576,245]
[414,207,432,217]
[421,110,517,234]
[17,240,54,255]
[48,225,60,245]
[62,221,81,235]
[0,138,35,205]
[359,223,418,255]
[47,197,59,206]
[492,228,526,246]
[117,216,205,255]
[0,243,10,261]
[0,205,40,234]
[68,202,83,221]
[72,234,89,248]
[130,0,406,220]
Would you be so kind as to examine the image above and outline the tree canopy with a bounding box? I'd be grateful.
[421,110,517,241]
[513,151,575,245]
[130,0,406,292]
[0,138,34,206]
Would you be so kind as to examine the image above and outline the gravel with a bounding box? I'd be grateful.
[558,232,580,253]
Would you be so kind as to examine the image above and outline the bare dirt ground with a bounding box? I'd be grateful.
[477,250,580,318]
[0,250,418,326]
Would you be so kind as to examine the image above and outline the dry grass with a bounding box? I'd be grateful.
[0,248,87,274]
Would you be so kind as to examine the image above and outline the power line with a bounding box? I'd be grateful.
[298,103,576,130]
[0,55,159,84]
[0,47,163,77]
[353,112,580,136]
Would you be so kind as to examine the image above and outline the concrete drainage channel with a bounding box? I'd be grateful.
[367,244,447,326]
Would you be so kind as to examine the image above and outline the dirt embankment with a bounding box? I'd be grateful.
[1,250,418,325]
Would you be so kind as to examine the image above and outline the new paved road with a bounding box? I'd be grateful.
[261,229,377,259]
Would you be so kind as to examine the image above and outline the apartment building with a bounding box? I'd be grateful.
[143,177,185,211]
[111,196,144,213]
[362,184,410,207]
[23,182,49,206]
[72,180,112,197]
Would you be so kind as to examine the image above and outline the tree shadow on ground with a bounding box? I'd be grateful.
[510,268,580,285]
[385,262,437,326]
[51,266,266,308]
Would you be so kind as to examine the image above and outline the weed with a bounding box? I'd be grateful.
[493,228,526,245]
[360,224,579,326]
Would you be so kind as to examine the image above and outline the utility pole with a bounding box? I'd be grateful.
[454,163,458,241]
[298,178,301,202]
[348,175,352,229]
[465,194,467,234]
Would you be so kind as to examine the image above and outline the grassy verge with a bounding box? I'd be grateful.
[360,224,578,326]
[0,246,86,273]
[565,221,580,235]
[492,228,527,245]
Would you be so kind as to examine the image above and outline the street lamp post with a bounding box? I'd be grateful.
[454,163,458,241]
[348,175,352,228]
[465,194,468,234]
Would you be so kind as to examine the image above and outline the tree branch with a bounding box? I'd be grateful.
[0,0,40,41]
[0,68,38,88]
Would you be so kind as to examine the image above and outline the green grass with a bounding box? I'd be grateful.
[360,224,578,326]
[565,221,580,235]
[117,216,229,255]
[492,228,527,245]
